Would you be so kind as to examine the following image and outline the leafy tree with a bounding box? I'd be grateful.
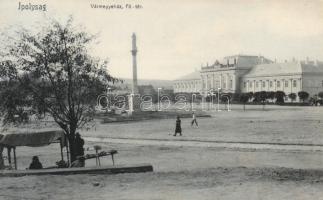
[232,93,240,102]
[220,93,232,102]
[288,93,297,102]
[0,18,118,162]
[298,91,309,103]
[308,97,316,106]
[239,93,250,111]
[318,91,323,99]
[275,91,285,105]
[253,91,267,110]
[227,92,233,101]
[248,92,254,101]
[259,91,267,110]
[266,91,275,102]
[0,78,33,124]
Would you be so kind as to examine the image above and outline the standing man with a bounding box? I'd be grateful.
[74,132,85,166]
[174,116,182,136]
[191,112,198,127]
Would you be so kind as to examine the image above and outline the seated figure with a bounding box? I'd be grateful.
[29,156,43,170]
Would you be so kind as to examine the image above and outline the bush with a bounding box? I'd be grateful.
[298,91,309,102]
[275,91,286,104]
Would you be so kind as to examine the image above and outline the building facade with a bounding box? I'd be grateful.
[174,55,323,101]
[173,71,201,93]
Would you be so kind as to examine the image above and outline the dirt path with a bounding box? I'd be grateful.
[84,136,323,152]
[2,141,323,200]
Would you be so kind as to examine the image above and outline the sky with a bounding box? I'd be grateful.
[1,0,323,80]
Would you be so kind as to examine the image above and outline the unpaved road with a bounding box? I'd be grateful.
[84,136,323,152]
[2,142,323,200]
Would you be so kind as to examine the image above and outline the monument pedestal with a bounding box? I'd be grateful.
[128,94,141,115]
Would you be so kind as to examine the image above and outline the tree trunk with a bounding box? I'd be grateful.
[0,146,4,169]
[243,104,246,111]
[67,133,76,162]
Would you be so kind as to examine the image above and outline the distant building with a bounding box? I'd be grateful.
[173,71,201,93]
[138,85,156,95]
[174,55,323,101]
[240,60,323,97]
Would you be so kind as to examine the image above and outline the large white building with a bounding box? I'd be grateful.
[173,55,323,101]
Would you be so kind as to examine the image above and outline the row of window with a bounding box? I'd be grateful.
[174,82,200,89]
[176,79,323,90]
[243,80,297,89]
[203,80,233,89]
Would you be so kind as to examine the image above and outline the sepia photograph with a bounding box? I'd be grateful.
[1,0,323,199]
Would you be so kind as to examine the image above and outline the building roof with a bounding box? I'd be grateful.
[201,55,273,71]
[0,130,65,147]
[175,71,200,81]
[244,61,323,77]
[301,62,323,73]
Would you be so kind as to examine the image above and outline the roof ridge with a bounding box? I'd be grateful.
[175,71,200,81]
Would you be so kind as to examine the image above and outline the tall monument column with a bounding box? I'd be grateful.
[128,33,140,114]
[131,33,139,94]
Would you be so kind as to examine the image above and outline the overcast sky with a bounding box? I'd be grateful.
[1,0,323,80]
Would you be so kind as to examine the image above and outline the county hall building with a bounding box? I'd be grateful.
[173,55,323,101]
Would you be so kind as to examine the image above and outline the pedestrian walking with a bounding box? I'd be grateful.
[174,116,182,136]
[191,112,198,127]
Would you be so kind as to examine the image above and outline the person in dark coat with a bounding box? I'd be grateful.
[74,132,85,157]
[174,116,182,136]
[29,156,43,169]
